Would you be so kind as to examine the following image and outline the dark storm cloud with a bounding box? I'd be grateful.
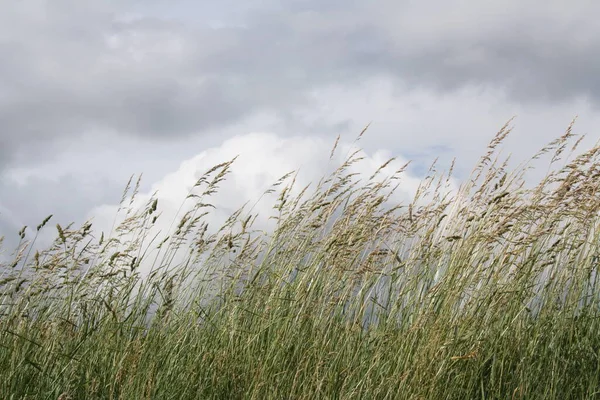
[1,0,599,171]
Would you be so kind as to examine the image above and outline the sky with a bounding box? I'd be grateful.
[1,0,600,258]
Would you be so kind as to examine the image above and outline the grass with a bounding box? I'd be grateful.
[1,117,600,399]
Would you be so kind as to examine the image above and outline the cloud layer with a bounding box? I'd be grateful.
[2,0,599,169]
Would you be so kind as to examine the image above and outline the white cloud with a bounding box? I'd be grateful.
[86,131,437,277]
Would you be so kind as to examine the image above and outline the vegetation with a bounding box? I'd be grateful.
[1,118,600,399]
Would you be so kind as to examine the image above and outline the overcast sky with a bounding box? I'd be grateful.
[1,0,599,256]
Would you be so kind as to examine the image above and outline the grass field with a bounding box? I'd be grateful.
[1,119,600,399]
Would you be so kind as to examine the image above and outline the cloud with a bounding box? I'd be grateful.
[85,131,431,276]
[1,74,597,261]
[2,0,600,173]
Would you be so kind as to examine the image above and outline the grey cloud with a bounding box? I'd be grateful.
[0,171,124,253]
[2,0,600,172]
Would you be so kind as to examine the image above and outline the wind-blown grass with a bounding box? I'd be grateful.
[1,118,600,399]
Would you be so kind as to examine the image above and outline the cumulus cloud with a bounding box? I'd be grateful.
[85,131,433,276]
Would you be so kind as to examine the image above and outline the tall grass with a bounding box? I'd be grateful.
[1,118,600,399]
